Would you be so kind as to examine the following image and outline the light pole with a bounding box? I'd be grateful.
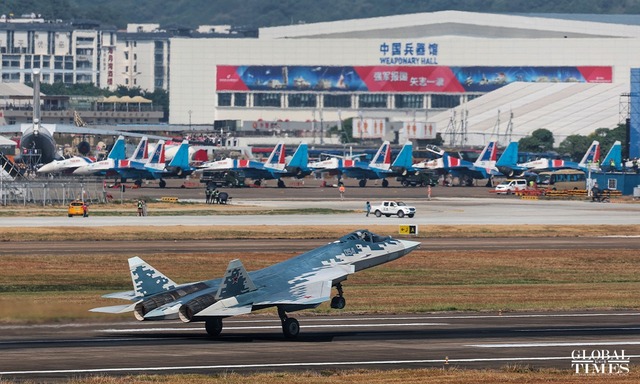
[188,110,193,132]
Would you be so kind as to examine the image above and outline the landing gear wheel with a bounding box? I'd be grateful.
[282,317,300,339]
[382,179,389,188]
[134,179,142,187]
[330,296,346,309]
[159,179,166,188]
[205,317,223,337]
[358,179,367,187]
[277,179,285,188]
[254,180,262,187]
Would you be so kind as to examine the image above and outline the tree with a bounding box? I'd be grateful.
[558,134,592,161]
[518,128,554,152]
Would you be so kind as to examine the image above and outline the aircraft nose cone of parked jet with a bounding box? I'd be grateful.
[36,163,55,173]
[72,166,90,176]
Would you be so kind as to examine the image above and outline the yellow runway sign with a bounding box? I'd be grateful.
[399,225,418,235]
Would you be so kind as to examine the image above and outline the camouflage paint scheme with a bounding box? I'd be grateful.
[92,230,420,338]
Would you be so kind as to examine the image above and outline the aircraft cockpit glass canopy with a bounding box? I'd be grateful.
[339,230,390,243]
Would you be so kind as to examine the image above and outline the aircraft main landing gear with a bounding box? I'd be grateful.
[278,306,300,338]
[330,283,346,309]
[205,317,223,337]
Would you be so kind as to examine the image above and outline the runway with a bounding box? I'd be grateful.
[1,311,639,380]
[2,197,640,226]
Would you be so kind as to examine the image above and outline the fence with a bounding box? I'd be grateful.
[0,179,107,206]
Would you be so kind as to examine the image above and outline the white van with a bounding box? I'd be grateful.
[494,179,528,194]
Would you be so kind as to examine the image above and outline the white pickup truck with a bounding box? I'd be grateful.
[370,201,416,218]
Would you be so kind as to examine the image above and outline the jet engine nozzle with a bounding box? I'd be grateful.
[133,282,209,321]
[179,293,218,323]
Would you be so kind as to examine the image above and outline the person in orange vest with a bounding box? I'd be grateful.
[339,184,345,200]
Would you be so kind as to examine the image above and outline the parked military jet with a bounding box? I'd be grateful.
[520,140,600,172]
[36,155,95,175]
[73,136,147,178]
[339,141,415,187]
[91,230,420,338]
[414,141,498,186]
[496,140,601,175]
[199,142,310,187]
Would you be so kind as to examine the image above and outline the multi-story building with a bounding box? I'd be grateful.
[0,13,117,88]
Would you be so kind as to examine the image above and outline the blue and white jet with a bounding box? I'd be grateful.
[339,141,415,187]
[414,141,499,185]
[91,230,420,338]
[199,142,310,187]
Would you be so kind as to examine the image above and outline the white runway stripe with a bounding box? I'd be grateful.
[0,355,611,376]
[101,322,448,333]
[469,341,640,348]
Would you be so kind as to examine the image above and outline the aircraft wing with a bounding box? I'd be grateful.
[254,264,355,307]
[0,123,168,140]
[102,290,137,300]
[0,124,21,134]
[342,166,385,180]
[52,124,170,141]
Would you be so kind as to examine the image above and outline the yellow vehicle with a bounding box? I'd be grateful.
[68,200,88,217]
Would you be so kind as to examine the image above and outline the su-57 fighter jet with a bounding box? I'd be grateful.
[92,230,420,338]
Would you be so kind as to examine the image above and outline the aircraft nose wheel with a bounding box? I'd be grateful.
[330,296,346,309]
[330,282,346,309]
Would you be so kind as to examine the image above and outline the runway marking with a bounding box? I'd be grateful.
[101,322,448,333]
[517,327,640,332]
[1,312,637,330]
[0,356,604,376]
[469,341,640,348]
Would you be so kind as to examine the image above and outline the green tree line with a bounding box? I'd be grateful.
[2,0,640,29]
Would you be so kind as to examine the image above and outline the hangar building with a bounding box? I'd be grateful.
[168,11,640,149]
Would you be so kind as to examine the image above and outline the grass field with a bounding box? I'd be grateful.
[1,224,638,383]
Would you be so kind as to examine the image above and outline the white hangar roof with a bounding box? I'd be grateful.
[428,82,628,146]
[260,10,640,39]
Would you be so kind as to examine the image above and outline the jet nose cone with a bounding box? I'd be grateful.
[73,167,90,175]
[399,239,421,252]
[37,163,53,173]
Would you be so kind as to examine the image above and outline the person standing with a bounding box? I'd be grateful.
[339,184,345,200]
[137,199,143,216]
[205,187,211,204]
[427,184,432,201]
[365,201,371,216]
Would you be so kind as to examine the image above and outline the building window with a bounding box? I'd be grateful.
[287,93,316,108]
[64,56,74,70]
[218,93,232,106]
[431,94,461,109]
[254,93,281,107]
[324,94,351,108]
[1,55,20,68]
[395,94,424,109]
[1,73,19,82]
[359,94,387,108]
[54,56,63,69]
[234,93,247,107]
